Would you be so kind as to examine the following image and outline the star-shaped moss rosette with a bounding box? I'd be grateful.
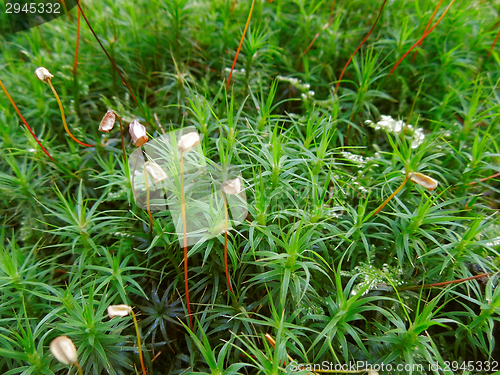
[128,127,247,328]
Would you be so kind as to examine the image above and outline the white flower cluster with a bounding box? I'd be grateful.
[276,75,313,92]
[340,151,367,167]
[486,237,500,247]
[301,90,316,100]
[224,67,246,75]
[365,115,425,149]
[351,177,369,194]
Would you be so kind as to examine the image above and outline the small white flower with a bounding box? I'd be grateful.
[409,172,438,191]
[35,67,54,83]
[107,304,132,318]
[50,336,78,365]
[144,162,168,184]
[221,177,241,195]
[178,132,200,153]
[98,110,116,133]
[129,120,148,147]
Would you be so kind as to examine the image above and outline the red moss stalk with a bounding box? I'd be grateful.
[388,0,457,77]
[0,78,56,163]
[411,0,443,63]
[466,172,500,186]
[76,0,145,121]
[364,174,409,222]
[486,27,500,60]
[298,0,337,64]
[400,273,491,291]
[226,0,255,90]
[334,0,388,95]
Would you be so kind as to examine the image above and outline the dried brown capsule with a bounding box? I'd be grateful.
[98,110,116,133]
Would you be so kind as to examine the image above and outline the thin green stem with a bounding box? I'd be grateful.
[180,153,193,330]
[116,115,127,164]
[130,310,147,375]
[131,150,141,206]
[143,166,153,231]
[47,79,93,147]
[222,193,233,293]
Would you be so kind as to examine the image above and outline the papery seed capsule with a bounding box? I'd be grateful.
[35,67,54,83]
[129,120,149,147]
[409,172,438,191]
[107,304,132,318]
[177,132,200,153]
[221,177,241,195]
[50,336,78,365]
[144,161,168,184]
[98,110,116,133]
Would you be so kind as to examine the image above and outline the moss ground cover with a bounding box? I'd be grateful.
[1,0,500,373]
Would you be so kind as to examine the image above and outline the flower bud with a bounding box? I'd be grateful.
[409,172,438,191]
[50,336,78,365]
[144,161,168,184]
[221,177,241,195]
[35,67,54,83]
[98,110,116,133]
[177,132,200,153]
[129,120,148,147]
[107,304,132,318]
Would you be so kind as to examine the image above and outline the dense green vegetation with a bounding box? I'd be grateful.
[1,0,500,374]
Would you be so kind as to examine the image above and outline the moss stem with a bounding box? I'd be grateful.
[74,362,84,375]
[226,0,255,90]
[0,78,56,162]
[131,310,147,375]
[388,0,457,77]
[334,0,388,95]
[143,166,153,231]
[47,79,93,147]
[116,115,127,164]
[180,152,193,330]
[222,193,233,293]
[364,174,409,222]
